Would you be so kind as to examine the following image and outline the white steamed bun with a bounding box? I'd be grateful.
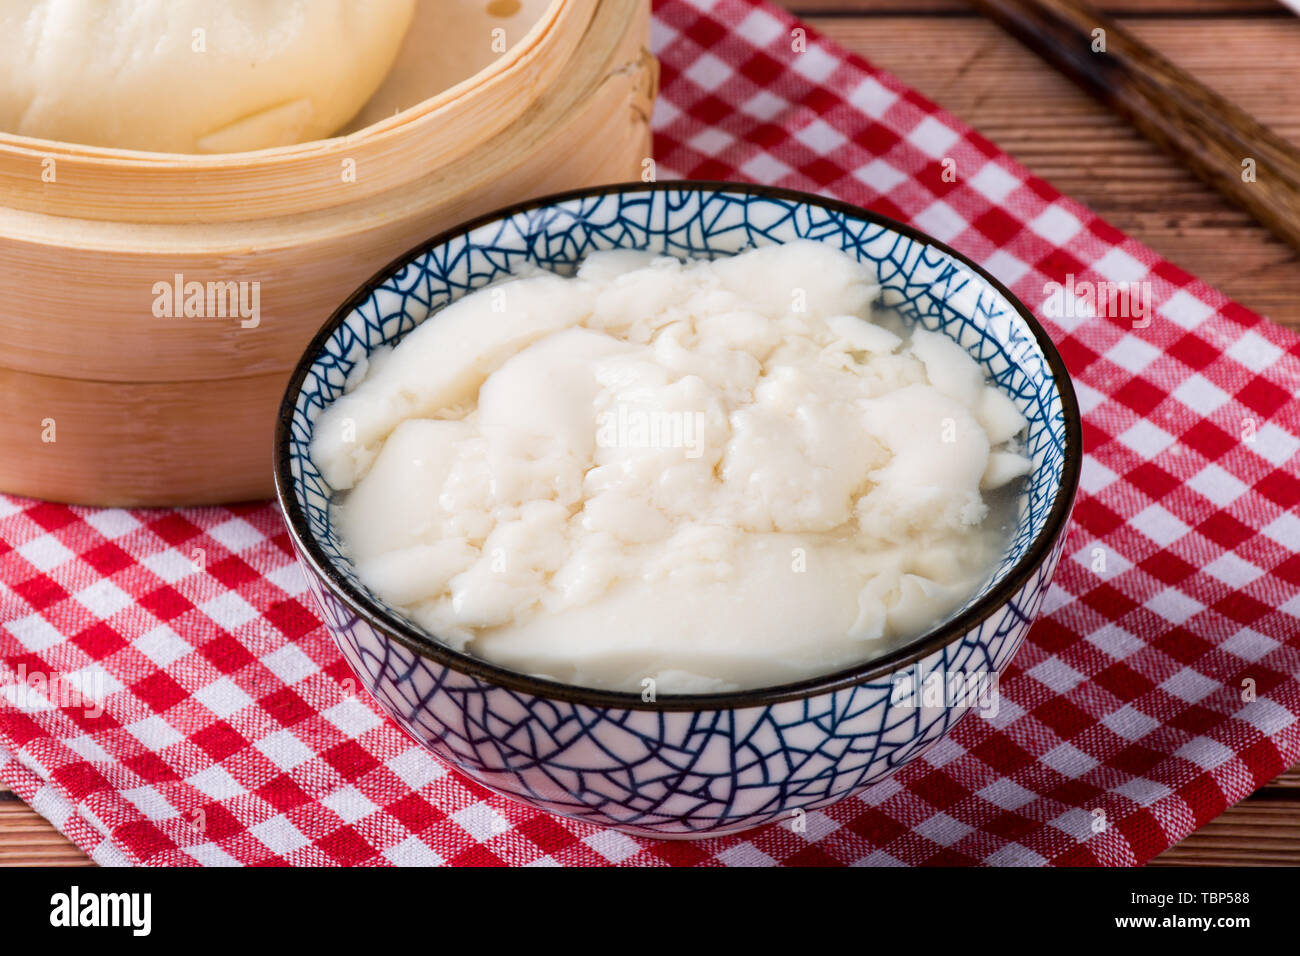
[0,0,415,152]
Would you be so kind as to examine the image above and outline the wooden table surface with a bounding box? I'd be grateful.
[2,0,1298,867]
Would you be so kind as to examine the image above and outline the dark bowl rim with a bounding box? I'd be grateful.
[273,179,1083,712]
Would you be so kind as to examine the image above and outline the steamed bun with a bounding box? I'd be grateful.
[0,0,415,152]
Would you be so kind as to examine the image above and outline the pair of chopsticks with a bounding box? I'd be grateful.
[969,0,1300,253]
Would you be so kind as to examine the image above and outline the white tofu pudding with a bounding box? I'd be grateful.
[311,241,1033,693]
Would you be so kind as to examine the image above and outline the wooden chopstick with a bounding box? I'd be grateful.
[968,0,1300,254]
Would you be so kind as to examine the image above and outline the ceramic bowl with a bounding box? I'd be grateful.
[274,181,1082,838]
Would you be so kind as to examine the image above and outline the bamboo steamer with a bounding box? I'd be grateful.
[0,0,656,506]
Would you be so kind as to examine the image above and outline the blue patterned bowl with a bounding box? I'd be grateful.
[274,182,1081,838]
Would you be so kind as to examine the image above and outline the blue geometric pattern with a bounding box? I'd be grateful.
[278,184,1079,836]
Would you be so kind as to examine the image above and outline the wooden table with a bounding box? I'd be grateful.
[1,0,1298,867]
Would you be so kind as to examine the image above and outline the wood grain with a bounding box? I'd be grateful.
[0,792,93,867]
[968,0,1300,254]
[810,14,1300,328]
[1149,767,1300,865]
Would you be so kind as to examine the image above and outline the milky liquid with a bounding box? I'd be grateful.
[312,241,1033,693]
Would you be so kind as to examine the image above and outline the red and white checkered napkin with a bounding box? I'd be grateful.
[2,0,1298,867]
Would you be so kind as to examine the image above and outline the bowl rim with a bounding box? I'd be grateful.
[273,179,1083,712]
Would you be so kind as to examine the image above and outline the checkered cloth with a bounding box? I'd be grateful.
[2,0,1298,867]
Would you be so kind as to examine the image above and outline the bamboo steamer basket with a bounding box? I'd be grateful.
[0,0,656,506]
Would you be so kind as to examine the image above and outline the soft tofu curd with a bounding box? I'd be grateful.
[311,241,1033,693]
